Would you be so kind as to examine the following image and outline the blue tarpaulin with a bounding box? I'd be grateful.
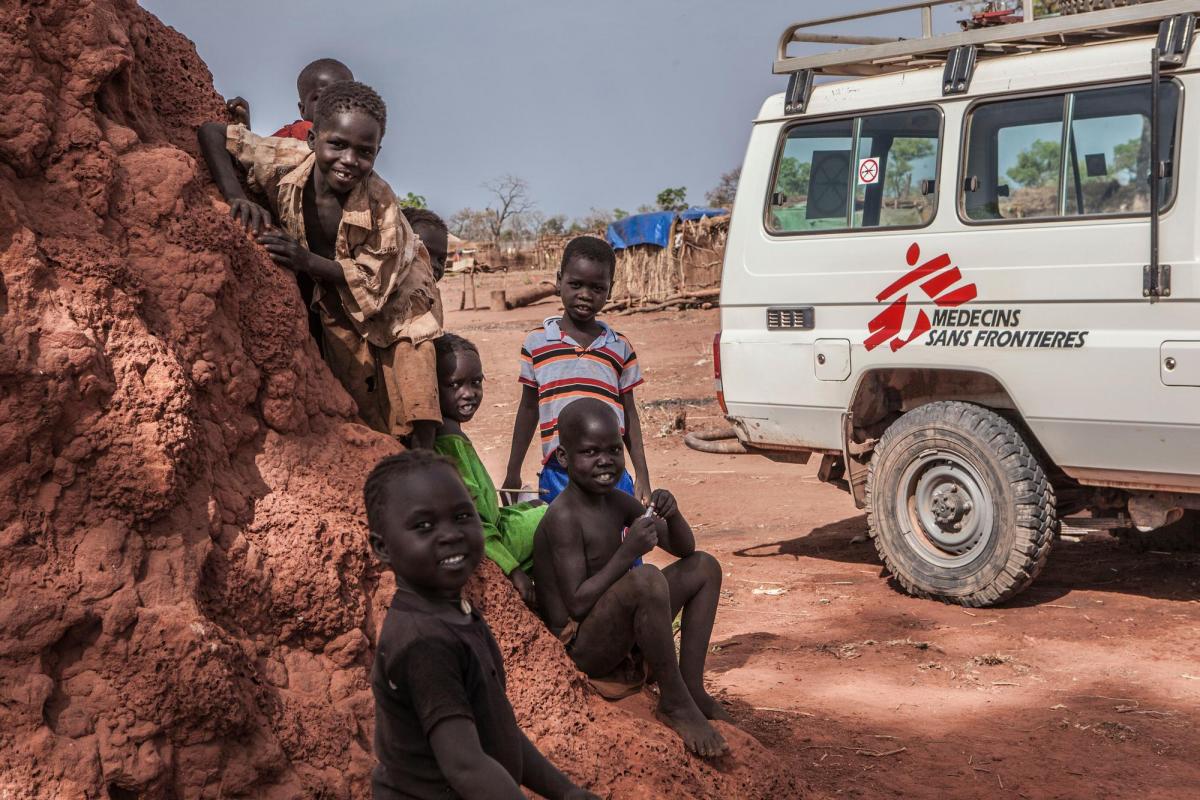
[606,208,729,250]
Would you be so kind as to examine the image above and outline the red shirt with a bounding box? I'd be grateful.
[271,119,312,140]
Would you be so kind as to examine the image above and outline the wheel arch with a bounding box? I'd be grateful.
[841,367,1056,508]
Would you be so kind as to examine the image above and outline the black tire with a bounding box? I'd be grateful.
[865,401,1055,607]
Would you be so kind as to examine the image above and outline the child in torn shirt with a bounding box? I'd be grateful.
[198,80,443,447]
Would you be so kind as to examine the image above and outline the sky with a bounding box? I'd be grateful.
[141,0,968,222]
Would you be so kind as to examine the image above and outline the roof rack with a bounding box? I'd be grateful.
[774,0,1197,77]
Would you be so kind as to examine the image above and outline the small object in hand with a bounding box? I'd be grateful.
[642,505,657,519]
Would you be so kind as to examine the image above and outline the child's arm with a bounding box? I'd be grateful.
[196,122,273,233]
[621,389,651,505]
[546,499,654,620]
[647,488,696,558]
[502,385,539,504]
[428,717,526,800]
[517,730,600,800]
[254,231,348,284]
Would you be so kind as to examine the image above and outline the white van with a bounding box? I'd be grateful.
[716,1,1199,606]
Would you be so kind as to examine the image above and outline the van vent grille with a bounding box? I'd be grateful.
[767,306,814,330]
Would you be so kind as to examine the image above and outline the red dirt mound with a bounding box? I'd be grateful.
[0,2,799,797]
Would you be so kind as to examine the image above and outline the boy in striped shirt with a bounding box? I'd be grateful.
[503,236,651,505]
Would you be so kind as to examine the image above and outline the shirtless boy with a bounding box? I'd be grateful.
[532,398,730,757]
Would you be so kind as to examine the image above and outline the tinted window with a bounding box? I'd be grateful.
[768,108,941,234]
[962,82,1179,222]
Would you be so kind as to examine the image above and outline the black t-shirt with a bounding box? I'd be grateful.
[371,591,523,799]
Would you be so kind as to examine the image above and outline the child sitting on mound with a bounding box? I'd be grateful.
[533,398,730,759]
[366,451,598,799]
[434,333,544,607]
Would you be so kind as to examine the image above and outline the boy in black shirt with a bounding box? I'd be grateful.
[365,450,598,799]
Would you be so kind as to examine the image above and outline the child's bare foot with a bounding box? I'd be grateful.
[654,701,729,758]
[690,688,734,722]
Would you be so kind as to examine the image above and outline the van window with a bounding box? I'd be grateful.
[962,82,1180,222]
[768,108,941,234]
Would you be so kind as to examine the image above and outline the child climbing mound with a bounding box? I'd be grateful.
[434,333,544,607]
[197,80,443,447]
[533,398,731,759]
[365,451,599,799]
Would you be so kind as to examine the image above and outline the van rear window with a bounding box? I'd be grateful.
[767,108,941,235]
[962,81,1180,222]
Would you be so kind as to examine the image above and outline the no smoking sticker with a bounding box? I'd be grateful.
[858,157,880,185]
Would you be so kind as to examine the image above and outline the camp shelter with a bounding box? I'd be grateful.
[605,208,729,302]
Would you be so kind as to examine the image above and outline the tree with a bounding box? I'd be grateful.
[447,208,492,241]
[883,138,934,207]
[399,191,427,209]
[612,208,629,221]
[774,156,811,200]
[705,168,740,207]
[539,214,567,236]
[572,207,618,233]
[1007,139,1061,188]
[655,186,688,212]
[481,174,536,242]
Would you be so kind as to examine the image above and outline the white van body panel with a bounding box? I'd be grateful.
[721,36,1200,491]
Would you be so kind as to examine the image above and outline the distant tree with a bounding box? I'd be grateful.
[539,214,567,236]
[1007,139,1061,188]
[883,138,934,207]
[636,204,656,214]
[572,207,617,233]
[399,191,427,209]
[655,186,688,212]
[612,208,629,221]
[481,174,536,242]
[448,208,492,241]
[774,156,811,200]
[1111,130,1149,184]
[705,168,740,207]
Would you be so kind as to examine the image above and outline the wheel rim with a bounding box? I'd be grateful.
[896,449,995,568]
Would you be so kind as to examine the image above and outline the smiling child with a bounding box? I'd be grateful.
[433,333,545,607]
[365,451,599,799]
[197,81,443,447]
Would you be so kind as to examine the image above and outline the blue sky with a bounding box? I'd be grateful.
[142,0,967,221]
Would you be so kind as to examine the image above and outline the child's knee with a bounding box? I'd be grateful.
[687,550,723,586]
[627,563,670,598]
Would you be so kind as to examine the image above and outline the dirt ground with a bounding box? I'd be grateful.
[442,269,1200,800]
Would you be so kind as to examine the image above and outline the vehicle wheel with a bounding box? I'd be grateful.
[865,401,1055,606]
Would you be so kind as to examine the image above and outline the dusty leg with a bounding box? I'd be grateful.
[663,551,731,722]
[570,566,728,757]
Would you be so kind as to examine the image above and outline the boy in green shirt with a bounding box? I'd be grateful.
[434,333,543,607]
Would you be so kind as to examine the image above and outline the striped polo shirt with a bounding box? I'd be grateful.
[519,316,644,463]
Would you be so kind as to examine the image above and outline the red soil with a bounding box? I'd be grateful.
[0,2,797,797]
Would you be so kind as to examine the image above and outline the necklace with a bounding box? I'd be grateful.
[459,596,472,615]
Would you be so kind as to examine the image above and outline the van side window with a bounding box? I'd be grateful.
[962,82,1179,222]
[767,108,941,234]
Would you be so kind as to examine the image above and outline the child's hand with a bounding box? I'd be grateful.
[256,231,309,272]
[634,472,652,506]
[624,517,658,558]
[229,198,272,234]
[500,472,523,506]
[226,96,250,126]
[509,568,536,608]
[647,489,678,519]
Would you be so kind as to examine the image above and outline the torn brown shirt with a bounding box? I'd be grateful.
[224,125,443,434]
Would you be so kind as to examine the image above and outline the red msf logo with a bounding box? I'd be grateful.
[865,243,977,352]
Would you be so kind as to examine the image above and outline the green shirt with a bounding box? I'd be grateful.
[434,434,544,575]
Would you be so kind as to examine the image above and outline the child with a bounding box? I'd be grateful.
[503,236,650,505]
[197,80,442,448]
[433,333,544,607]
[404,208,450,282]
[366,451,599,799]
[224,58,354,140]
[533,398,730,759]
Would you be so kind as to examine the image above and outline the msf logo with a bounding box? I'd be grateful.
[864,243,977,352]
